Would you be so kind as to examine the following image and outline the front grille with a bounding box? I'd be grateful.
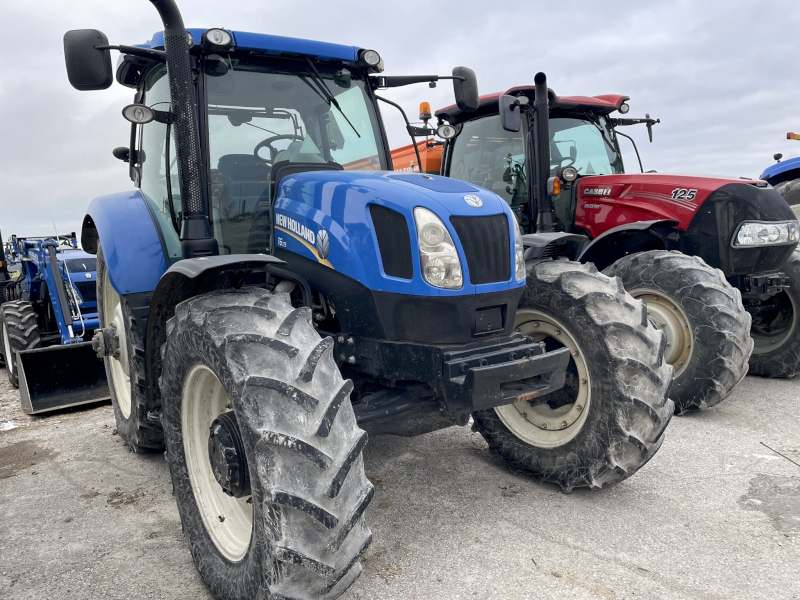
[450,215,510,284]
[73,281,97,303]
[370,205,413,279]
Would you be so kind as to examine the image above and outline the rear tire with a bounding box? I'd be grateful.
[472,260,674,492]
[604,250,753,413]
[748,249,800,378]
[774,178,800,220]
[1,301,41,388]
[160,287,373,600]
[97,246,163,451]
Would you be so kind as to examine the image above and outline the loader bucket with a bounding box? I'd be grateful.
[16,342,109,414]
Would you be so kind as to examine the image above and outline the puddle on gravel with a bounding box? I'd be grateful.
[0,439,57,479]
[740,473,800,532]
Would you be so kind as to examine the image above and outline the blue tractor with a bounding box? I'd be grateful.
[0,233,108,413]
[762,136,800,221]
[64,1,672,597]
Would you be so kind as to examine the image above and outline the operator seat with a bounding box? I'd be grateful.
[247,159,343,254]
[216,154,271,219]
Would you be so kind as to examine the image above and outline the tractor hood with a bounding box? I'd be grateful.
[272,170,517,296]
[575,172,798,275]
[575,173,796,234]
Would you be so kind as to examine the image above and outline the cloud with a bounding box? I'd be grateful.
[0,0,797,237]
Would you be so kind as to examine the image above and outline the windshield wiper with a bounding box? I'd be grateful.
[582,113,618,156]
[303,57,360,138]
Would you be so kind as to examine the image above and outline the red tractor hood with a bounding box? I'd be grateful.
[574,173,769,236]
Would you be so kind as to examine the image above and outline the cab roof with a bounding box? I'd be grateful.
[140,28,361,62]
[435,87,630,125]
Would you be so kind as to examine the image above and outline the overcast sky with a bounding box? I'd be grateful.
[0,0,798,237]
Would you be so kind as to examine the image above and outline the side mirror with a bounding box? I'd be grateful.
[452,66,479,113]
[498,95,521,132]
[63,29,113,91]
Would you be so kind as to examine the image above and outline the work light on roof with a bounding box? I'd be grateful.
[362,50,381,66]
[619,102,630,114]
[203,28,233,50]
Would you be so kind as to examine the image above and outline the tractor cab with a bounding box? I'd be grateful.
[114,33,394,261]
[437,87,633,234]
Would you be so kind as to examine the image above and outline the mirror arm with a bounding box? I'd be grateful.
[95,44,167,63]
[375,95,423,172]
[614,129,644,173]
[370,74,466,89]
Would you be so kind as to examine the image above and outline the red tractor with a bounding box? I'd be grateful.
[433,73,800,413]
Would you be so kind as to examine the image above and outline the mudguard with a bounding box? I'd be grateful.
[81,190,169,297]
[576,219,678,269]
[143,254,287,417]
[761,156,800,183]
[522,232,589,260]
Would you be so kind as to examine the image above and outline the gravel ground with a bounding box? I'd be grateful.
[1,374,798,600]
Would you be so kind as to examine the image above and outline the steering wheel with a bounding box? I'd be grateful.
[253,134,304,163]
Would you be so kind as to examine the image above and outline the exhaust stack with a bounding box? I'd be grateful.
[148,0,218,258]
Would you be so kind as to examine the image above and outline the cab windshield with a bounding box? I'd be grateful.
[204,56,386,254]
[550,115,624,176]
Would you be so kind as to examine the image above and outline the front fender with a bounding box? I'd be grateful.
[81,190,168,296]
[144,254,287,415]
[576,219,678,270]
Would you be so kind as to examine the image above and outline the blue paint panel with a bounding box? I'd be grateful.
[386,173,479,193]
[761,156,800,182]
[140,29,359,61]
[273,171,521,296]
[85,190,168,296]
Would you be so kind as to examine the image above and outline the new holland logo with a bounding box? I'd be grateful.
[464,194,483,208]
[316,229,330,260]
[275,213,315,245]
[584,187,612,196]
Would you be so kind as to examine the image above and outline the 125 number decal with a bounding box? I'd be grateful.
[671,188,697,201]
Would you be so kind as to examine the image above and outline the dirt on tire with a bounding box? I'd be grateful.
[604,250,753,413]
[160,287,373,600]
[472,259,674,492]
[96,246,164,452]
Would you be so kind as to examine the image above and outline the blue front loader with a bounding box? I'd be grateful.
[0,234,108,413]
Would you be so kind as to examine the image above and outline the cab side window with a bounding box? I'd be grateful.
[137,67,182,261]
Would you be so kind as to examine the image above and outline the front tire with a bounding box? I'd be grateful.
[748,249,800,378]
[97,246,163,451]
[472,260,674,492]
[160,287,373,600]
[1,301,41,388]
[604,250,753,413]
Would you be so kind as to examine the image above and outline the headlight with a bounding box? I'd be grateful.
[510,211,526,282]
[414,207,463,289]
[733,221,800,247]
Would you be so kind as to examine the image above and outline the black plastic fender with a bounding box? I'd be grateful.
[143,254,290,413]
[522,232,589,260]
[576,219,678,270]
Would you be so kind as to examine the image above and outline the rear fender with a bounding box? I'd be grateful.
[576,219,678,271]
[143,254,287,414]
[81,190,169,296]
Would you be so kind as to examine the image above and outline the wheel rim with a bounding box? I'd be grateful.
[182,364,252,562]
[494,309,591,448]
[751,290,797,355]
[101,268,131,418]
[3,319,13,375]
[630,289,693,377]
